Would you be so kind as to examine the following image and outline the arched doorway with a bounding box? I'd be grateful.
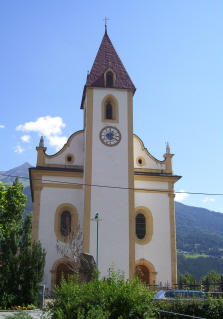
[135,259,157,286]
[56,263,74,286]
[135,265,150,285]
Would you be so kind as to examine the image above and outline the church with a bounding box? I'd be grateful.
[29,27,181,291]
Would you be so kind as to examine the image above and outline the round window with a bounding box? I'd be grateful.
[65,154,74,164]
[136,156,145,166]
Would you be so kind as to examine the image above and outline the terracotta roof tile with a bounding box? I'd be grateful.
[86,32,136,91]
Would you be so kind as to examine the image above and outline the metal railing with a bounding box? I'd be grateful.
[148,276,223,293]
[157,310,206,319]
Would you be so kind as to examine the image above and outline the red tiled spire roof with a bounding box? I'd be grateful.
[86,31,136,91]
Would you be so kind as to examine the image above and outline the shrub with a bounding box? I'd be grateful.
[156,297,223,319]
[26,304,36,310]
[48,267,156,319]
[0,292,17,309]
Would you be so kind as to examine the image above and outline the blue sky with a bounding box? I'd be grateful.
[0,1,223,213]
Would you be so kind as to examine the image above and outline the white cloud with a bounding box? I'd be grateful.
[16,116,67,151]
[0,125,5,128]
[16,116,66,136]
[14,145,25,154]
[47,135,68,151]
[21,135,31,143]
[175,190,189,201]
[202,198,215,203]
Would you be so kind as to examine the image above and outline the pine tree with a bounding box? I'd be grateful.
[0,178,26,296]
[19,214,46,305]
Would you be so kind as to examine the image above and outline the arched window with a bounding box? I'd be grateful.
[106,71,113,87]
[136,213,146,239]
[135,206,153,245]
[101,95,119,123]
[105,101,113,119]
[54,204,78,242]
[60,210,71,236]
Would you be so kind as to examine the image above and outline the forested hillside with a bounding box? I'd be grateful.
[176,202,223,279]
[176,202,223,257]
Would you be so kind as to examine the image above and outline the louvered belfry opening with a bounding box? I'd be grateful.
[105,101,113,119]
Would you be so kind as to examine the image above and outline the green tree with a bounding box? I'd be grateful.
[0,178,46,307]
[0,178,27,298]
[19,214,46,305]
[202,270,221,283]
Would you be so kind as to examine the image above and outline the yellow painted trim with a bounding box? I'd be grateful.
[101,94,119,123]
[54,203,78,242]
[134,168,166,173]
[31,172,42,242]
[135,206,153,245]
[84,108,86,128]
[134,188,170,194]
[127,91,135,279]
[50,258,66,290]
[163,154,174,173]
[32,169,83,179]
[136,156,146,166]
[134,174,181,183]
[65,153,75,164]
[36,147,47,166]
[169,193,177,287]
[83,87,93,253]
[135,259,157,286]
[35,164,83,169]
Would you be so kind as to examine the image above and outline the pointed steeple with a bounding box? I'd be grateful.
[86,32,136,91]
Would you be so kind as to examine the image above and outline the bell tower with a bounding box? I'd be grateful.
[81,28,136,277]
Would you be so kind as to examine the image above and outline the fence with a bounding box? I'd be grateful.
[148,276,223,293]
[176,276,223,293]
[157,310,206,319]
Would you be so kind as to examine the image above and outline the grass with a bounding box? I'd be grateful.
[182,253,209,258]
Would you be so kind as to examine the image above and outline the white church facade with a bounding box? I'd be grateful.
[30,29,181,291]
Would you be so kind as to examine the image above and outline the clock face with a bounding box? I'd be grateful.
[99,126,121,146]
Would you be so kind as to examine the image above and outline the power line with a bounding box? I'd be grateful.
[0,173,223,196]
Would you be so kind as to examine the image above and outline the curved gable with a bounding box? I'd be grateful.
[133,135,166,171]
[40,131,84,167]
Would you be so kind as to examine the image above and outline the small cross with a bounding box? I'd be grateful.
[103,17,109,32]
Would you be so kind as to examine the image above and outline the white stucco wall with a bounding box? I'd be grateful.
[134,189,172,285]
[134,180,168,190]
[38,177,84,289]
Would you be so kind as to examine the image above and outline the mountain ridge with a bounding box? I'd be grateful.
[0,162,33,185]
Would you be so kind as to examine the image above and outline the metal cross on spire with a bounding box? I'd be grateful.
[103,17,109,33]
